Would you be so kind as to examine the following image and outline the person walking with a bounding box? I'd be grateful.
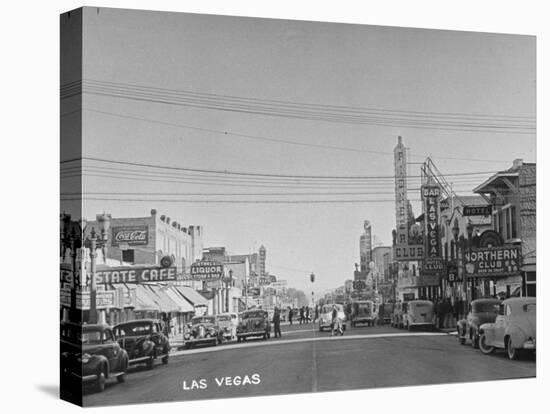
[288,307,293,325]
[331,304,343,336]
[299,306,304,325]
[273,307,282,338]
[314,305,319,323]
[305,307,310,323]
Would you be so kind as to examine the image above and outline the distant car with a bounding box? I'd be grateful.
[216,313,238,341]
[350,300,378,327]
[456,298,500,348]
[478,297,536,360]
[379,303,394,325]
[184,315,222,348]
[391,301,408,328]
[402,300,434,331]
[113,319,170,368]
[61,322,128,393]
[237,310,271,341]
[318,304,347,332]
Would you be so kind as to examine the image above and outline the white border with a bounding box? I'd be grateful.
[2,1,546,414]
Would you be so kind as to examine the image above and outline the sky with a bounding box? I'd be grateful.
[61,7,535,295]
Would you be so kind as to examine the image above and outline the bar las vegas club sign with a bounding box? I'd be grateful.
[422,185,442,258]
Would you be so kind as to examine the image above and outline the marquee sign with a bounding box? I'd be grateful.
[464,246,521,277]
[190,260,223,280]
[422,185,441,258]
[111,226,149,246]
[422,257,446,276]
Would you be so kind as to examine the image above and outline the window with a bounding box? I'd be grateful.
[510,206,517,238]
[498,211,505,238]
[122,249,135,263]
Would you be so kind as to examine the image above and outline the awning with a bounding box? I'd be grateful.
[172,286,208,307]
[164,286,194,313]
[144,285,181,313]
[134,285,160,312]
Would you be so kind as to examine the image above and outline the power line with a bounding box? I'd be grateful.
[61,197,423,204]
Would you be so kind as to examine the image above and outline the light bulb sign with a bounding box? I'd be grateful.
[422,185,441,258]
[190,260,224,280]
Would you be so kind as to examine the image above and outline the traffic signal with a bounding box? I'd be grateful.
[310,273,315,283]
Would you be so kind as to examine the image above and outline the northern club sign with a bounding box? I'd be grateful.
[464,246,521,277]
[190,260,224,280]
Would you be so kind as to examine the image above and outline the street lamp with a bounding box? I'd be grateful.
[310,272,315,306]
[87,213,111,324]
[226,269,233,313]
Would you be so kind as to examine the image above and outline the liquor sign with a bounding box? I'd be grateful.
[190,260,224,280]
[76,290,117,310]
[422,185,441,257]
[93,266,178,285]
[111,226,149,246]
[464,246,521,277]
[463,205,492,217]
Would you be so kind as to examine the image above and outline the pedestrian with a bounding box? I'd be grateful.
[299,306,304,324]
[305,307,310,323]
[436,298,445,329]
[314,305,319,323]
[331,304,343,336]
[288,308,293,325]
[273,307,282,338]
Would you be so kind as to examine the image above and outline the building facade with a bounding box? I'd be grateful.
[359,220,373,272]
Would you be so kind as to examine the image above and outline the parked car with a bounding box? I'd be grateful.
[216,313,238,341]
[184,315,222,348]
[113,319,170,368]
[402,300,435,331]
[478,297,536,360]
[237,310,271,341]
[350,300,378,327]
[391,301,408,328]
[61,322,128,393]
[379,303,394,325]
[457,298,500,348]
[318,304,347,332]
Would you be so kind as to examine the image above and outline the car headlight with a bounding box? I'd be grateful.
[142,341,150,351]
[81,353,92,364]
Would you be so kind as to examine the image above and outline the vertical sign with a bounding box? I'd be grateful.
[422,185,441,257]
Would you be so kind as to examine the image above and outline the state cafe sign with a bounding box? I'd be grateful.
[92,266,178,284]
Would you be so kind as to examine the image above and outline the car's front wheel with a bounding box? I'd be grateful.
[507,338,522,360]
[96,369,106,392]
[479,333,495,355]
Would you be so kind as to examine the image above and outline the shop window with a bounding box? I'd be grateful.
[122,249,135,263]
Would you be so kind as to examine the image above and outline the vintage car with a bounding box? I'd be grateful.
[391,301,408,328]
[318,304,347,332]
[237,310,271,341]
[478,297,536,360]
[61,322,129,393]
[216,312,238,341]
[379,303,394,325]
[350,300,378,327]
[184,315,222,348]
[402,300,435,331]
[113,319,170,368]
[457,298,500,348]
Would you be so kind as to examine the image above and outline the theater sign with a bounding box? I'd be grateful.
[464,246,521,277]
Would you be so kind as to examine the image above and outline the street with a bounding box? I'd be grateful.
[83,323,536,406]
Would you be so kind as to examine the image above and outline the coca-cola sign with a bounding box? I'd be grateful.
[111,226,149,246]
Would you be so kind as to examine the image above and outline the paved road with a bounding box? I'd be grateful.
[83,324,535,407]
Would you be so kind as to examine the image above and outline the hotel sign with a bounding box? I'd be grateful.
[190,260,223,280]
[463,205,492,217]
[111,226,149,246]
[464,246,521,277]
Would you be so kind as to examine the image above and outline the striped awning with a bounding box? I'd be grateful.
[172,286,208,307]
[164,286,194,313]
[144,285,180,313]
[134,285,160,312]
